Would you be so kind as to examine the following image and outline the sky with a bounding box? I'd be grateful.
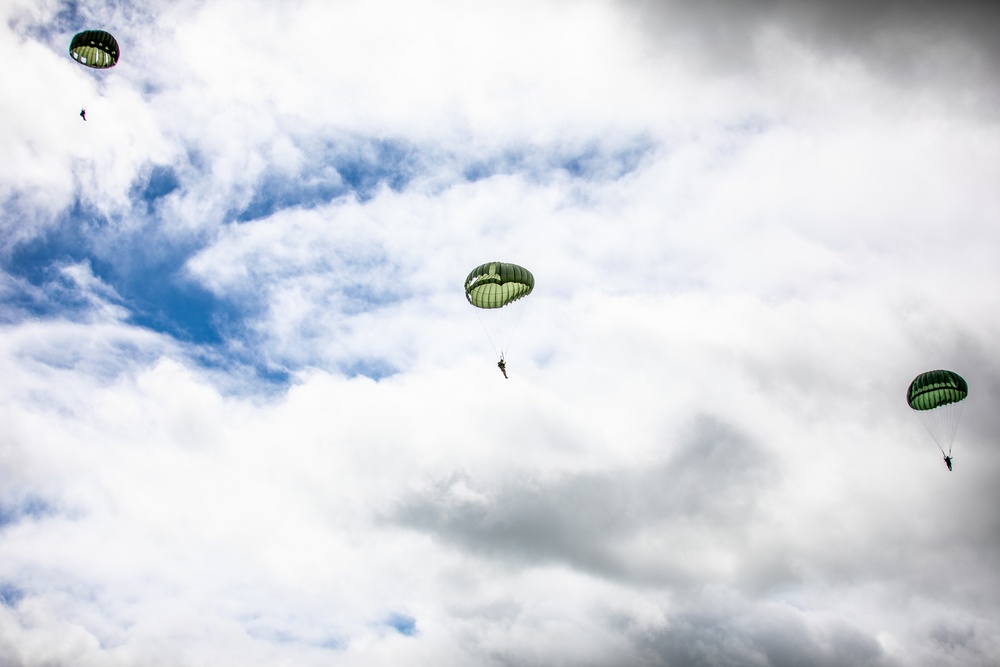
[2,0,1000,665]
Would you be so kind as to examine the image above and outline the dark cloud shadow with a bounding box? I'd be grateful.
[630,592,899,667]
[390,415,775,584]
[620,0,1000,105]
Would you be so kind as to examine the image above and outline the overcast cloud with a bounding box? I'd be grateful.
[2,0,999,665]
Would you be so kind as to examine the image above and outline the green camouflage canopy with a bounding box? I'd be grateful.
[906,370,968,411]
[69,30,120,69]
[464,262,534,310]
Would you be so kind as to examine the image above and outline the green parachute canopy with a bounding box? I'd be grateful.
[69,30,120,69]
[464,262,534,360]
[464,262,534,309]
[907,369,968,456]
[907,370,968,411]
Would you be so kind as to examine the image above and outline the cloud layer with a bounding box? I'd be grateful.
[2,1,1000,665]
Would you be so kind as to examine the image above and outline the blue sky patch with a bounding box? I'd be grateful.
[0,583,25,607]
[335,139,421,200]
[557,140,652,180]
[6,198,107,285]
[1,196,270,389]
[231,135,652,225]
[342,357,398,381]
[236,166,345,223]
[133,165,181,215]
[463,137,655,184]
[0,496,53,529]
[385,613,417,637]
[124,270,236,345]
[234,138,423,223]
[4,200,237,345]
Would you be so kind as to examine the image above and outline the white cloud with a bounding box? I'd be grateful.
[2,0,1000,665]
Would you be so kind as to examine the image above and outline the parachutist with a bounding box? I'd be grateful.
[908,370,967,469]
[80,109,86,121]
[464,261,533,381]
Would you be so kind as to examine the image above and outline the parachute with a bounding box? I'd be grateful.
[464,261,534,363]
[69,30,120,69]
[907,370,968,456]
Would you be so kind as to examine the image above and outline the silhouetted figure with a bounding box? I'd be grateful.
[497,358,507,379]
[80,109,87,121]
[943,454,953,471]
